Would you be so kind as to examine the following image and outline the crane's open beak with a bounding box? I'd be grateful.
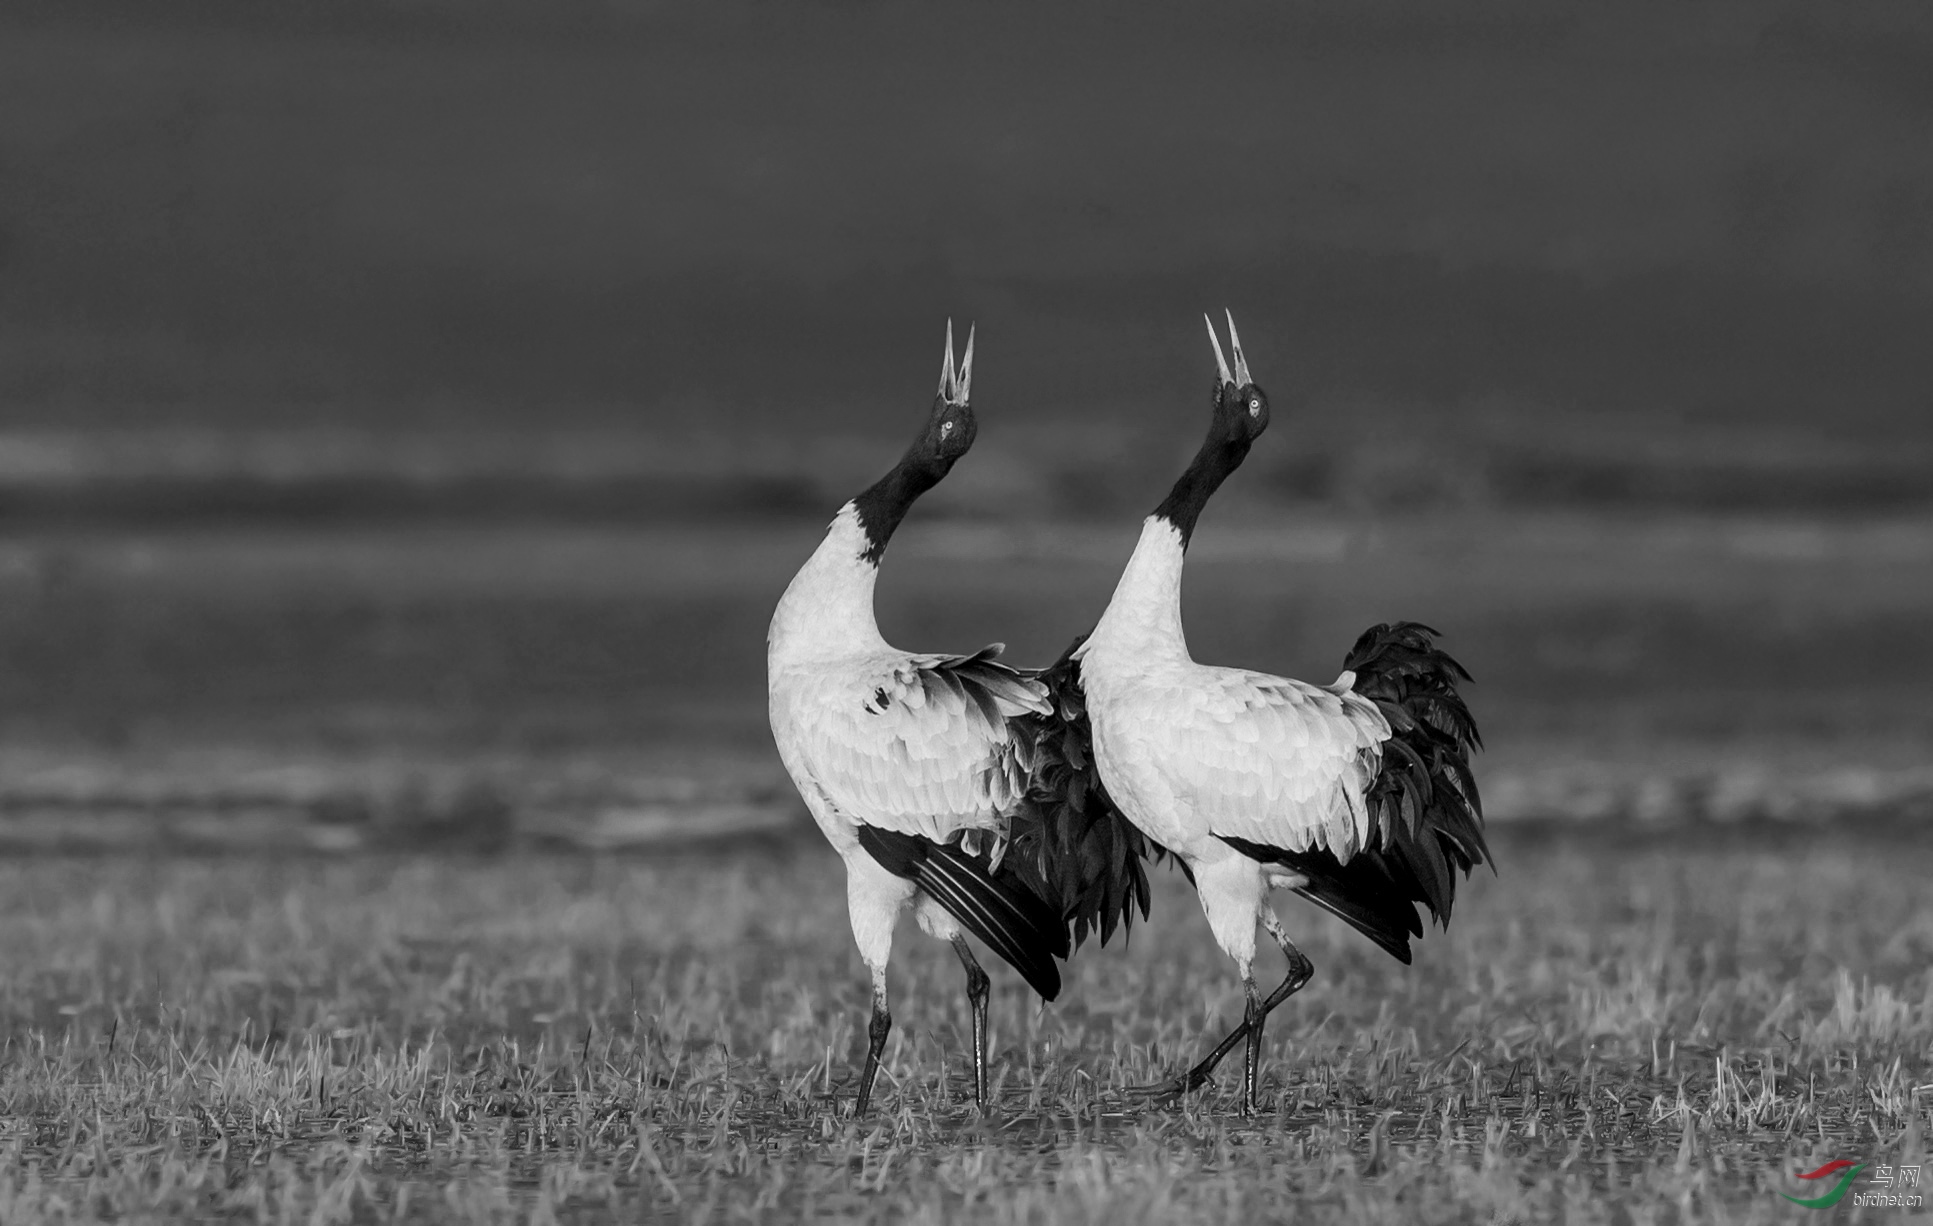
[938,320,975,405]
[1225,310,1251,386]
[1204,310,1252,388]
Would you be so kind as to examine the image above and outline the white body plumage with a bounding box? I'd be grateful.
[768,505,1048,974]
[1077,517,1391,969]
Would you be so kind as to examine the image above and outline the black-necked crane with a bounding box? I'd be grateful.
[768,322,1148,1115]
[1070,313,1490,1114]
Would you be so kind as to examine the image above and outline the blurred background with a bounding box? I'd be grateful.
[3,0,1930,853]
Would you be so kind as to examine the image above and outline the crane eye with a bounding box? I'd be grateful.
[1248,399,1261,415]
[940,421,955,435]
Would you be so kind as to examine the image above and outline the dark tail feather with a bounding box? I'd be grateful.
[855,825,1067,1001]
[1010,633,1160,950]
[1219,836,1422,964]
[1344,621,1491,930]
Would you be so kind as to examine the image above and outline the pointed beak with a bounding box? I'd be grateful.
[1224,309,1252,386]
[939,319,957,399]
[938,319,974,405]
[1204,313,1233,387]
[958,323,974,404]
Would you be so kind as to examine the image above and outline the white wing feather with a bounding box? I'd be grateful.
[1151,667,1390,859]
[775,647,1050,847]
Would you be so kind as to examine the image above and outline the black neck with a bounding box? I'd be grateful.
[1152,434,1250,548]
[850,459,944,564]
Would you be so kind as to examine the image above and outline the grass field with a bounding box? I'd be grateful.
[0,827,1928,1223]
[0,500,1928,1221]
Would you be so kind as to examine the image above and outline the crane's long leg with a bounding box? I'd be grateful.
[1254,909,1316,1022]
[853,968,892,1116]
[1128,911,1315,1106]
[952,935,992,1110]
[1241,973,1267,1114]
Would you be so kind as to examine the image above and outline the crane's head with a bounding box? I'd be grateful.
[1204,310,1269,445]
[1152,310,1268,543]
[847,321,979,563]
[909,319,977,477]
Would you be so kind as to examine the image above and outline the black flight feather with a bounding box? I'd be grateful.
[855,824,1067,1001]
[1339,622,1490,927]
[1217,835,1423,963]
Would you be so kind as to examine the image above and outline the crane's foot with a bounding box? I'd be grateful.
[1124,1041,1237,1100]
[1123,1068,1217,1100]
[1126,1019,1247,1102]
